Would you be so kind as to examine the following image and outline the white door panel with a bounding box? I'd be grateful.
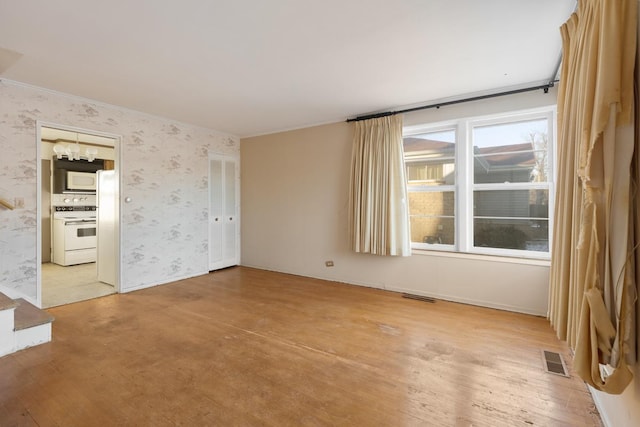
[209,155,239,270]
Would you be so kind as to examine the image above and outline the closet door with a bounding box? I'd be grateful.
[209,154,239,270]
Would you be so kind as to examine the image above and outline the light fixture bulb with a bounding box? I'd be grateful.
[86,147,98,162]
[67,144,79,161]
[53,145,65,159]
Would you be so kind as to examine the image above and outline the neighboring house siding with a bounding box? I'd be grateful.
[474,191,531,218]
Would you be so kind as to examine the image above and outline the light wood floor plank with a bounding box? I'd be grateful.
[1,266,601,426]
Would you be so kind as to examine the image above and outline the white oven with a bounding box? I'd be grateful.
[62,219,97,250]
[52,206,97,266]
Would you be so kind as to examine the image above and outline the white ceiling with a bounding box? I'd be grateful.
[0,1,575,138]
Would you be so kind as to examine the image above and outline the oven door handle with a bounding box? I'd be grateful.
[65,220,96,225]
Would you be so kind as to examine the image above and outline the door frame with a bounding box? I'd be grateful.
[36,121,123,307]
[208,152,240,271]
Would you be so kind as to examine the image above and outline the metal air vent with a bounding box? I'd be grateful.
[542,350,569,377]
[402,293,436,303]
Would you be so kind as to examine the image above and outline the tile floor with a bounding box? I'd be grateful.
[41,262,115,308]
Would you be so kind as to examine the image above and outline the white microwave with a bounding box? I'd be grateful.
[66,171,97,191]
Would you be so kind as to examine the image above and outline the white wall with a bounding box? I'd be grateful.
[0,80,239,303]
[591,371,640,427]
[241,88,556,316]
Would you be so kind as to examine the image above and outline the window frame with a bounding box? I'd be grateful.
[404,122,459,251]
[403,107,556,260]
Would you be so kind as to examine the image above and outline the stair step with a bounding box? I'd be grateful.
[0,293,18,311]
[14,299,54,331]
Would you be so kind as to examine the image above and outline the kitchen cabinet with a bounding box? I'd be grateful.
[209,154,239,270]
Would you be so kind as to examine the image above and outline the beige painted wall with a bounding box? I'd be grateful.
[241,79,640,422]
[241,89,556,316]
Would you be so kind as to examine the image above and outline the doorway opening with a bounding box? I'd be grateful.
[37,123,121,308]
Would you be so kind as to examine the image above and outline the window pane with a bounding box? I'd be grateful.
[410,216,454,245]
[474,189,548,218]
[404,129,455,186]
[474,218,549,252]
[473,119,549,184]
[408,191,454,245]
[474,189,549,252]
[403,110,554,257]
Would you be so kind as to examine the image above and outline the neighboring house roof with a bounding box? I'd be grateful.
[403,137,454,154]
[404,137,536,171]
[476,143,535,169]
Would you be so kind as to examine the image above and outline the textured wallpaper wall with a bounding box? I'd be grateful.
[0,80,239,303]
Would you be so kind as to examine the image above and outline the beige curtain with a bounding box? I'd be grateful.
[549,0,637,394]
[349,115,411,256]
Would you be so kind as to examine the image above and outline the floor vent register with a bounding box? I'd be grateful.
[542,350,569,377]
[401,293,436,303]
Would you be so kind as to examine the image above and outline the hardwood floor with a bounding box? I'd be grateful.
[0,267,601,426]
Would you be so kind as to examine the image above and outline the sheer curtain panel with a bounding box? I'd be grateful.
[349,115,411,256]
[548,0,638,394]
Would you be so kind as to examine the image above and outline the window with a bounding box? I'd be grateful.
[405,129,456,246]
[403,109,554,258]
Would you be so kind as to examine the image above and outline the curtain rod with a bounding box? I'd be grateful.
[346,80,558,123]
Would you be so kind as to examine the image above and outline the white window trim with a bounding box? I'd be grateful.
[404,106,556,260]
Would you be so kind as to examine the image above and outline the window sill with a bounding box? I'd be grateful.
[411,248,551,267]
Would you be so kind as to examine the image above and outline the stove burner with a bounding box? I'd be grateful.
[53,205,97,220]
[54,206,97,212]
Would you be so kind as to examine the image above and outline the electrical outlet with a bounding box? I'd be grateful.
[325,260,334,267]
[14,197,24,208]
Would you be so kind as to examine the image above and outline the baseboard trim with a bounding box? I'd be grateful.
[385,285,545,317]
[238,264,546,316]
[120,271,209,293]
[589,386,612,427]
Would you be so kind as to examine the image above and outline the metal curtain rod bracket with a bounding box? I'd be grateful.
[346,80,558,123]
